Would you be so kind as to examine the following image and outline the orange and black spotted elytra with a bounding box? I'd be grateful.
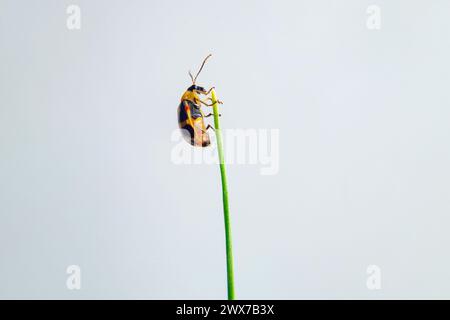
[177,54,222,147]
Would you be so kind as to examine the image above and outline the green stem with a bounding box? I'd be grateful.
[211,89,235,300]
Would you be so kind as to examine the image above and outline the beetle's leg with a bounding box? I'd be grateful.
[201,124,215,134]
[200,99,223,107]
[207,97,224,105]
[205,87,215,95]
[204,113,221,118]
[199,99,215,107]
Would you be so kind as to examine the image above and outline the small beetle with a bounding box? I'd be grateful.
[177,54,222,147]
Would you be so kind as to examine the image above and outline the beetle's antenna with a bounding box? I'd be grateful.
[188,70,195,84]
[193,54,212,84]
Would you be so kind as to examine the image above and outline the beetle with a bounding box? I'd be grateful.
[177,54,222,147]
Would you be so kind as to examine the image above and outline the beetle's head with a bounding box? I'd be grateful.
[187,85,207,94]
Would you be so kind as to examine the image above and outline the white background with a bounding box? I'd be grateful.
[1,0,450,299]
